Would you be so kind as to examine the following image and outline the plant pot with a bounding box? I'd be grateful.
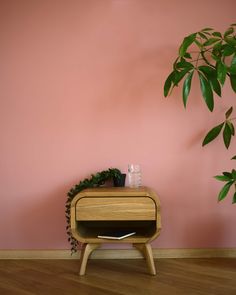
[113,173,126,187]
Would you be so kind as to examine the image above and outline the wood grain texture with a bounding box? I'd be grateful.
[70,187,161,245]
[76,197,156,221]
[0,258,235,295]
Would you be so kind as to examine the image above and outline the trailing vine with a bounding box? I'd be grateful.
[65,168,122,254]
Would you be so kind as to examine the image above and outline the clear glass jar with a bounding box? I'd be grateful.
[128,164,142,188]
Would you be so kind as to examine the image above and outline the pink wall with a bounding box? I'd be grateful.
[1,0,236,250]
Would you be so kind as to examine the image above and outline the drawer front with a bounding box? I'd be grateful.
[76,197,156,221]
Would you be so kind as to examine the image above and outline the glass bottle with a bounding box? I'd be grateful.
[128,164,142,188]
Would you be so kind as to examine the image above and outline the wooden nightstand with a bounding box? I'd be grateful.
[70,186,161,275]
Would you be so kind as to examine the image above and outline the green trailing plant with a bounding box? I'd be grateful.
[66,168,122,253]
[164,23,236,204]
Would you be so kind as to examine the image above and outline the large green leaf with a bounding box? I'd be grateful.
[223,122,232,149]
[217,61,227,85]
[202,122,224,146]
[201,28,213,31]
[198,66,221,97]
[222,44,235,56]
[213,40,223,52]
[223,172,232,178]
[218,181,234,202]
[227,121,235,136]
[198,72,214,111]
[224,27,234,38]
[230,74,236,93]
[232,169,236,180]
[184,52,192,59]
[194,39,203,49]
[179,33,197,57]
[225,37,236,46]
[212,31,222,38]
[164,71,174,97]
[198,66,217,77]
[182,71,194,107]
[209,78,221,97]
[198,32,208,40]
[225,106,233,119]
[203,38,221,46]
[232,192,236,204]
[214,175,232,181]
[176,58,194,70]
[230,53,236,74]
[173,68,191,86]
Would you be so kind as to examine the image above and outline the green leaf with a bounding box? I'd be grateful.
[214,175,232,181]
[213,40,223,51]
[230,54,236,74]
[228,122,235,136]
[194,39,203,49]
[182,71,194,107]
[198,32,208,40]
[164,71,174,97]
[223,122,232,149]
[231,155,236,160]
[209,78,221,97]
[202,122,224,146]
[173,68,191,86]
[222,44,235,56]
[179,33,197,57]
[173,56,180,70]
[230,74,236,93]
[184,52,192,59]
[217,61,227,85]
[211,54,220,62]
[223,172,232,178]
[218,181,234,202]
[176,59,194,69]
[201,27,213,31]
[198,66,221,97]
[212,31,222,38]
[232,192,236,204]
[225,106,233,119]
[224,27,234,38]
[203,38,221,46]
[198,72,214,111]
[232,169,236,180]
[198,65,215,75]
[225,36,236,46]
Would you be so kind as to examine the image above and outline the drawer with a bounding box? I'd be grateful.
[76,197,156,221]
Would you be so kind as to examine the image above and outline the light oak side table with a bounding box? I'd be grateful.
[70,186,161,275]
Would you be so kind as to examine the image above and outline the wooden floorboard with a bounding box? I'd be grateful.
[0,258,235,295]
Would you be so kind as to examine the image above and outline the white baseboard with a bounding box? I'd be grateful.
[1,248,236,259]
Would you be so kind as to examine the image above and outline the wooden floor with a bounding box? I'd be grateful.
[0,258,235,295]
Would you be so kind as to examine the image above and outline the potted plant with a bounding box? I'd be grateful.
[66,168,123,253]
[164,23,236,203]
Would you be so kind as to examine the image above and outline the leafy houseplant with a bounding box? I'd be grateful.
[66,168,122,253]
[164,23,236,203]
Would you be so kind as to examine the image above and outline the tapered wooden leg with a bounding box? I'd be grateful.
[133,243,156,275]
[79,243,100,275]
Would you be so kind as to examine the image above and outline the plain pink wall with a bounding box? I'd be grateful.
[0,0,236,250]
